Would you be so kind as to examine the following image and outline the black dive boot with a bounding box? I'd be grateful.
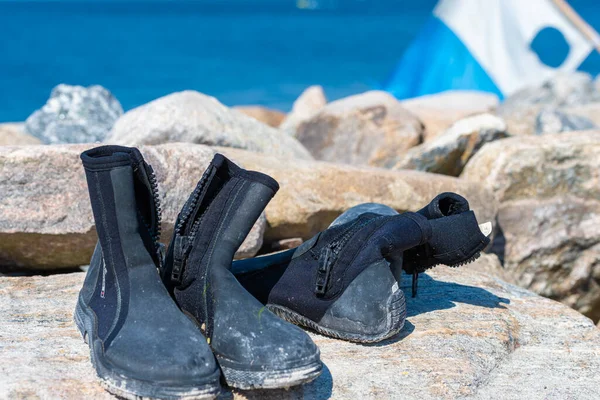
[75,146,221,400]
[161,154,322,390]
[234,211,433,343]
[403,192,492,296]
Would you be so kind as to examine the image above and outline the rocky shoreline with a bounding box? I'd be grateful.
[2,257,599,399]
[1,73,600,398]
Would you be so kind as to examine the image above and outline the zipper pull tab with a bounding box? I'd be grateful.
[315,246,334,295]
[156,242,166,273]
[412,270,419,298]
[171,235,191,284]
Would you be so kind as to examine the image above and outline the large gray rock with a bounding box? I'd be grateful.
[401,91,499,142]
[106,91,312,160]
[0,144,265,270]
[462,131,600,322]
[280,85,327,134]
[25,84,123,144]
[560,102,600,128]
[294,91,423,168]
[498,72,600,136]
[0,123,41,146]
[0,144,497,270]
[395,113,509,176]
[535,108,597,135]
[500,72,600,113]
[1,256,599,399]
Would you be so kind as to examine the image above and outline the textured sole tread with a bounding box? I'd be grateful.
[268,288,406,344]
[426,251,483,270]
[219,359,322,390]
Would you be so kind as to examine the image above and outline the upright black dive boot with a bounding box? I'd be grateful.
[234,211,433,343]
[161,154,322,390]
[75,146,221,400]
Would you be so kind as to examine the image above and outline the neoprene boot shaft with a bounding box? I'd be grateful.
[162,154,322,390]
[75,146,220,400]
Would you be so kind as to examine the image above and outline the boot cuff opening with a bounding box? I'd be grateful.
[213,153,280,193]
[81,145,141,171]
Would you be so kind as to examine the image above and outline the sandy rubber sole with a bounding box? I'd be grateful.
[73,299,221,400]
[218,358,323,390]
[268,287,407,344]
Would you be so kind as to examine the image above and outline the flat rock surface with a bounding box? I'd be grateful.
[1,255,599,399]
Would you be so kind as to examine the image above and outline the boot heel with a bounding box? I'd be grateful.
[268,259,407,343]
[73,299,89,344]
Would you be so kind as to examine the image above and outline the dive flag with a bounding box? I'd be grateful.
[384,0,598,100]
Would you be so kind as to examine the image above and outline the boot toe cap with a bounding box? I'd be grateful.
[213,308,320,371]
[103,327,219,384]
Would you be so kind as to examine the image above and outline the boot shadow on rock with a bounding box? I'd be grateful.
[362,320,416,348]
[403,272,510,318]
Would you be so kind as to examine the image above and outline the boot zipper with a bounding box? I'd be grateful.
[314,215,379,295]
[146,164,162,245]
[146,164,166,267]
[170,164,217,284]
[133,162,164,264]
[171,235,192,283]
[101,258,107,299]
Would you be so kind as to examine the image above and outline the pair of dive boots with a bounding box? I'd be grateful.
[75,145,490,399]
[75,146,321,400]
[233,193,492,343]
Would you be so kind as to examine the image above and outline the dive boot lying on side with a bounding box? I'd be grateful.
[161,154,322,390]
[328,195,492,297]
[234,210,434,343]
[403,192,492,296]
[76,146,221,400]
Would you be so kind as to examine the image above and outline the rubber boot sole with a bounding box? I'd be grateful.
[217,358,322,390]
[427,246,487,270]
[74,298,221,400]
[267,287,406,344]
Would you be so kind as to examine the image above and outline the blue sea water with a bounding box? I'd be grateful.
[0,0,599,122]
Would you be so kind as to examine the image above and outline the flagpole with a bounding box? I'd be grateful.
[552,0,600,54]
